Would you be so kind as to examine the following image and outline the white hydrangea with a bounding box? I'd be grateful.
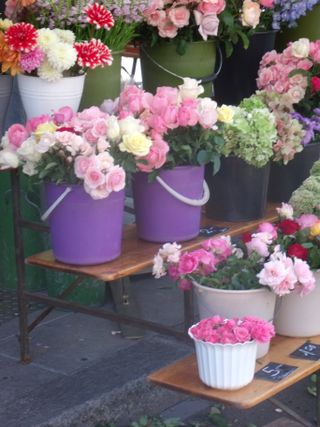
[37,60,63,82]
[37,29,59,52]
[47,42,77,72]
[53,29,76,45]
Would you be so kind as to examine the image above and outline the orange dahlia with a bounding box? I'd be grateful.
[0,32,22,75]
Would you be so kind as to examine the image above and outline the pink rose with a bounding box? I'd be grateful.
[168,264,180,280]
[246,237,270,258]
[197,0,226,15]
[158,16,178,38]
[74,156,96,178]
[310,41,320,62]
[198,98,218,128]
[77,107,106,122]
[146,9,166,26]
[84,128,98,144]
[257,222,277,239]
[148,114,168,134]
[241,0,261,28]
[168,6,190,28]
[256,67,274,89]
[150,93,170,115]
[194,10,219,40]
[177,99,199,126]
[7,124,29,149]
[178,253,199,274]
[105,165,125,192]
[91,118,108,138]
[84,168,105,189]
[163,105,179,129]
[202,236,233,261]
[293,258,315,296]
[297,214,319,229]
[259,0,274,7]
[53,106,74,125]
[233,326,251,343]
[155,86,179,105]
[178,278,193,291]
[137,134,169,172]
[26,115,50,133]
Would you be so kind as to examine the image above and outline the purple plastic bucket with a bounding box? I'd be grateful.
[44,183,125,265]
[132,166,206,243]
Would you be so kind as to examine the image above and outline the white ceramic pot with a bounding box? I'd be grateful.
[17,74,85,119]
[274,270,320,337]
[192,282,276,358]
[189,327,257,390]
[0,74,13,137]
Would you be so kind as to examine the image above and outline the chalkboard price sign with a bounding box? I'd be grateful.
[255,362,297,382]
[290,342,320,361]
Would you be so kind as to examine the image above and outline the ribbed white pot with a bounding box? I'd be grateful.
[274,270,320,337]
[193,282,276,358]
[189,327,257,390]
[17,74,85,119]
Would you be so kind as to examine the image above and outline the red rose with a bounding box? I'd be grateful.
[241,232,252,243]
[311,76,320,93]
[278,219,300,235]
[287,243,308,261]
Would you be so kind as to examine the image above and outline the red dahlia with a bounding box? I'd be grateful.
[75,39,113,69]
[85,3,114,30]
[5,23,38,53]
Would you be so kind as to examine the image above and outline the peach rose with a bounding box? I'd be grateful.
[168,6,190,28]
[197,0,226,15]
[158,16,178,38]
[241,0,261,28]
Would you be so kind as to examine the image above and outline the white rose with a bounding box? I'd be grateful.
[36,134,56,153]
[118,116,144,136]
[97,152,114,170]
[106,115,120,140]
[22,161,37,176]
[97,138,110,153]
[292,38,310,58]
[0,150,19,168]
[152,254,166,279]
[17,137,41,162]
[178,78,204,100]
[159,242,181,263]
[276,202,294,219]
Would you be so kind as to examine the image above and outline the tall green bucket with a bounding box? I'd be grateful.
[276,5,320,51]
[140,40,220,97]
[80,51,122,108]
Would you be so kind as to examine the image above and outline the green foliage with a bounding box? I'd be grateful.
[194,252,264,291]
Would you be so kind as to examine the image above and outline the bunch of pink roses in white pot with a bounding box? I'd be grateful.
[0,105,154,199]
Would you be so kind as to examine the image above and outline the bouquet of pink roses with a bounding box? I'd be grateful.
[116,78,226,179]
[0,105,154,199]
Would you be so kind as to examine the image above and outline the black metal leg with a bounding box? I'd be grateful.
[108,277,144,339]
[11,169,31,363]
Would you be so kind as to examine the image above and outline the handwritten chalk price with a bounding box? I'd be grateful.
[290,342,320,361]
[255,362,297,382]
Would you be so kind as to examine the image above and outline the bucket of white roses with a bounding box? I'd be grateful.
[188,316,275,390]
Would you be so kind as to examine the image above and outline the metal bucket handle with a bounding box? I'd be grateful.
[41,186,72,221]
[156,176,210,207]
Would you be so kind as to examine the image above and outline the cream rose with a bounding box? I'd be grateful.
[119,133,152,156]
[292,38,310,58]
[217,105,234,123]
[241,0,261,28]
[178,77,204,100]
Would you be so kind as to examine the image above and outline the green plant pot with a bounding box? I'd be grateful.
[80,51,122,108]
[276,5,320,51]
[140,40,217,97]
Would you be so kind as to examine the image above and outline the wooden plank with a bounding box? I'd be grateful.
[26,203,278,282]
[148,335,320,409]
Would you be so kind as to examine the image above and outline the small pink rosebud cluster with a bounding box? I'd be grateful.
[190,315,275,345]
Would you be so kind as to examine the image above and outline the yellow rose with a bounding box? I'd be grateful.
[310,221,320,237]
[34,122,57,138]
[119,133,152,156]
[217,105,234,124]
[0,19,13,31]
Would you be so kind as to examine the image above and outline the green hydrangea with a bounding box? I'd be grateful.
[289,160,320,215]
[219,102,277,168]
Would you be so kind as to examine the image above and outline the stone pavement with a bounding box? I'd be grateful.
[0,274,317,427]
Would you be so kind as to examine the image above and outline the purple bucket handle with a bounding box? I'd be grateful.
[156,176,210,207]
[41,186,72,221]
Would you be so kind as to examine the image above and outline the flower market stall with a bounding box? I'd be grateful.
[2,1,320,423]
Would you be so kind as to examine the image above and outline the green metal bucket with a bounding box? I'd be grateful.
[80,51,122,108]
[276,5,320,51]
[140,40,220,97]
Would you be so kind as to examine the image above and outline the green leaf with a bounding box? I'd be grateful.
[224,40,233,58]
[288,69,310,78]
[176,39,187,56]
[211,155,221,175]
[238,31,250,50]
[197,150,212,165]
[214,135,225,145]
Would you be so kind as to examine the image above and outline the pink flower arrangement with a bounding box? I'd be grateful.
[189,315,275,345]
[117,78,222,174]
[0,105,152,200]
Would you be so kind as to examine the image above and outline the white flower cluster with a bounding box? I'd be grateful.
[37,28,77,81]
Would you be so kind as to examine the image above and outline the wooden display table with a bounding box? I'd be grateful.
[149,335,320,409]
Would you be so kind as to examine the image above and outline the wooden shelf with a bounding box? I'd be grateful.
[149,335,320,409]
[26,203,278,282]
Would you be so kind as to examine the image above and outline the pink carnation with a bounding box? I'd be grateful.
[178,252,199,274]
[296,214,319,229]
[7,124,29,149]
